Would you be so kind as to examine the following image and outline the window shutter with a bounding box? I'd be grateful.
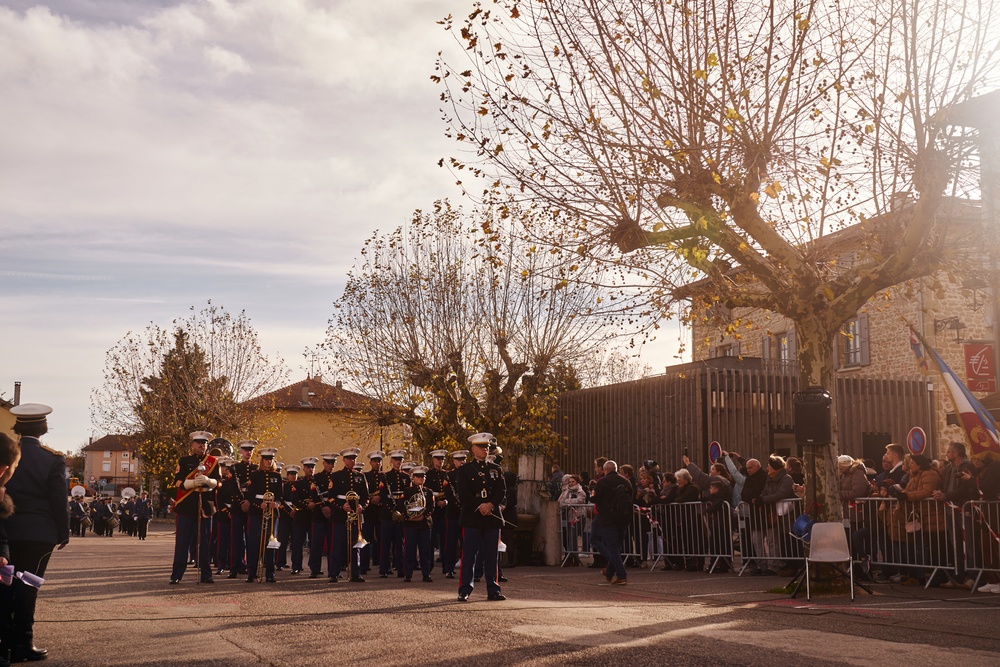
[859,313,870,366]
[762,334,771,360]
[787,329,797,363]
[709,346,717,359]
[833,328,841,369]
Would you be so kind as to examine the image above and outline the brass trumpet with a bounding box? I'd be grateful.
[345,490,368,555]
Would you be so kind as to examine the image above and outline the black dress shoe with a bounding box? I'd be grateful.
[168,579,180,585]
[350,576,365,583]
[498,576,508,583]
[227,572,239,579]
[474,577,481,583]
[487,593,506,601]
[10,645,48,662]
[290,569,301,574]
[265,576,276,583]
[308,572,319,579]
[245,576,255,583]
[457,593,470,602]
[403,577,412,582]
[422,576,433,582]
[379,573,389,578]
[328,577,338,583]
[445,572,455,579]
[199,578,215,584]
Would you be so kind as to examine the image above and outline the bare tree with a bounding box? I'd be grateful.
[435,0,1000,518]
[325,201,611,457]
[91,303,289,483]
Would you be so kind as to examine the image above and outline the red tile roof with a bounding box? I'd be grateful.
[82,434,133,452]
[244,377,394,415]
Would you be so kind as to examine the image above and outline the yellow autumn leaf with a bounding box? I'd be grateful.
[712,172,721,184]
[823,286,835,301]
[694,69,706,80]
[707,53,719,67]
[763,181,783,197]
[749,192,760,203]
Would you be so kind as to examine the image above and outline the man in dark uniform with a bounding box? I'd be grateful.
[134,490,152,541]
[213,461,237,572]
[275,464,300,571]
[1,404,69,663]
[425,449,449,561]
[329,447,369,583]
[455,432,506,602]
[169,431,220,585]
[69,490,87,538]
[360,451,386,575]
[442,450,467,578]
[0,432,23,667]
[227,440,257,579]
[307,453,338,578]
[288,458,316,575]
[402,466,435,582]
[379,450,409,578]
[245,448,282,583]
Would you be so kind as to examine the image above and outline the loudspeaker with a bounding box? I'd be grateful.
[794,387,832,445]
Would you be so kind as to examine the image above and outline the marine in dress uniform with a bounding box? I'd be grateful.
[214,460,239,573]
[1,404,69,664]
[245,448,283,583]
[329,447,369,583]
[379,450,409,578]
[275,465,300,570]
[170,431,221,585]
[402,466,435,582]
[360,452,386,575]
[442,450,467,577]
[227,440,257,578]
[455,433,506,602]
[134,490,153,541]
[289,458,317,575]
[425,450,449,560]
[307,453,338,578]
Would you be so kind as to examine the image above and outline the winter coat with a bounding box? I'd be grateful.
[839,464,870,516]
[894,468,945,533]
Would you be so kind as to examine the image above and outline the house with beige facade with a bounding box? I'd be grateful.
[245,376,411,467]
[81,434,141,495]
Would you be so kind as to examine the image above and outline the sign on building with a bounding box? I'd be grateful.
[964,342,996,393]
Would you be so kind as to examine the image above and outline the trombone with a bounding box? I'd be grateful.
[345,489,368,567]
[257,491,280,582]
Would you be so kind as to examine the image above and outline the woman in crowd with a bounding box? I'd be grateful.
[635,467,659,563]
[670,469,704,571]
[889,454,944,586]
[558,475,588,566]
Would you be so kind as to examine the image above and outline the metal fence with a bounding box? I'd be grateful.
[559,498,1000,593]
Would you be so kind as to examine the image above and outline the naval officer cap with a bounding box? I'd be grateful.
[340,447,361,459]
[258,447,278,459]
[238,440,257,451]
[367,451,384,461]
[411,466,429,477]
[285,464,301,475]
[320,452,340,462]
[10,403,53,423]
[220,458,235,468]
[468,432,494,448]
[388,449,406,459]
[452,450,469,460]
[190,430,214,442]
[301,457,319,467]
[401,461,416,472]
[430,449,448,459]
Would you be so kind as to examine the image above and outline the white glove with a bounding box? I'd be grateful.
[194,474,209,487]
[183,479,197,490]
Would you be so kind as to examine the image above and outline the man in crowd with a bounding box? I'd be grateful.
[590,459,631,585]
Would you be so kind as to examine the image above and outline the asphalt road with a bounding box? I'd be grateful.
[27,522,1000,666]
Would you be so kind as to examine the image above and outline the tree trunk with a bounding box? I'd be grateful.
[796,317,843,523]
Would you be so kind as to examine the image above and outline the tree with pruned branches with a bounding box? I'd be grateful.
[435,0,1000,518]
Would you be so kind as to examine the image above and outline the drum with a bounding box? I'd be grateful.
[107,516,120,529]
[81,516,93,528]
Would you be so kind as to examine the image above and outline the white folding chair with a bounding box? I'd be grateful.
[805,522,854,601]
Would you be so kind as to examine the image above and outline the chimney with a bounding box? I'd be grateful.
[336,380,343,390]
[301,384,310,403]
[13,381,21,406]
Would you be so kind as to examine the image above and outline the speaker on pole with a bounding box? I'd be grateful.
[794,386,832,445]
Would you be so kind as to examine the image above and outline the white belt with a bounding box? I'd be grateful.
[255,494,265,499]
[335,495,347,500]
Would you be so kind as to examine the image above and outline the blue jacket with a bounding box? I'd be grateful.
[1,436,70,545]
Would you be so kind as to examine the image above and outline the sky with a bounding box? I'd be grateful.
[0,0,685,454]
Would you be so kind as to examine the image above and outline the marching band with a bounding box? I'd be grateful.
[161,432,511,599]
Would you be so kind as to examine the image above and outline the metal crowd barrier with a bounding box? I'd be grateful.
[851,497,957,588]
[557,503,654,566]
[963,500,1000,592]
[735,497,805,575]
[646,501,734,573]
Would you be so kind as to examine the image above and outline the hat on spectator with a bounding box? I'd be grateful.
[837,455,853,466]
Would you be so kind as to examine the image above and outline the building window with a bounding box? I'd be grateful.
[762,329,796,365]
[122,452,129,459]
[104,451,111,458]
[121,462,129,472]
[840,313,870,368]
[102,462,111,472]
